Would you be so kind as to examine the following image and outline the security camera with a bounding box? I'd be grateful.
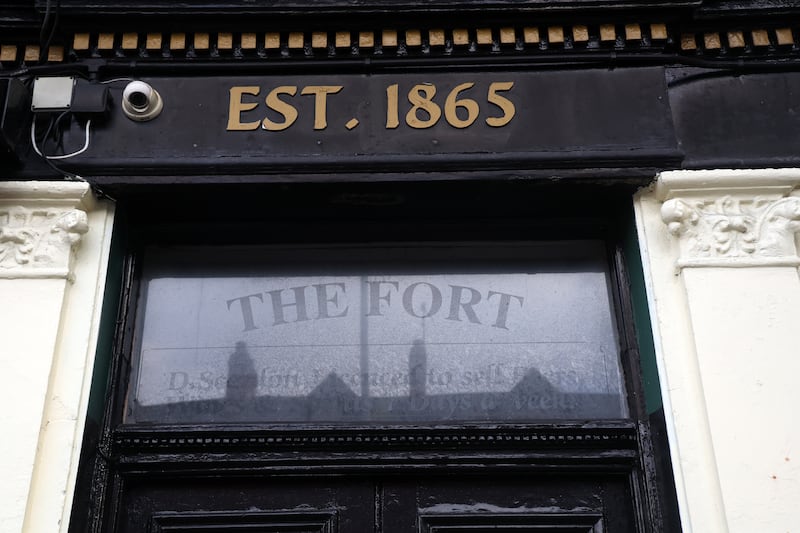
[121,80,163,122]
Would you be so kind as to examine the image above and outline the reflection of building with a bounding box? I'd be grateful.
[136,340,620,423]
[1,1,799,532]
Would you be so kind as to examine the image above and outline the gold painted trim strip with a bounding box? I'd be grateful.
[776,28,794,45]
[288,32,304,49]
[406,29,421,47]
[429,29,445,46]
[218,33,233,50]
[523,27,540,44]
[194,33,210,50]
[98,33,114,50]
[727,31,745,48]
[0,45,18,61]
[170,33,186,50]
[359,31,374,48]
[122,32,138,50]
[573,25,589,43]
[453,29,469,46]
[73,33,90,50]
[4,22,797,67]
[500,27,516,45]
[548,26,564,44]
[600,24,616,42]
[265,32,281,49]
[625,24,641,41]
[650,23,668,40]
[335,31,350,48]
[241,33,257,49]
[704,32,721,50]
[751,29,770,46]
[146,33,162,50]
[47,45,64,62]
[24,45,39,61]
[382,30,398,47]
[312,32,327,49]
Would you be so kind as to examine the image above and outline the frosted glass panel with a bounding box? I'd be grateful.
[127,242,626,423]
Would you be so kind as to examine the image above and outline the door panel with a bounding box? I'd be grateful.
[116,477,375,533]
[417,513,603,533]
[114,473,636,532]
[383,474,634,533]
[148,510,337,532]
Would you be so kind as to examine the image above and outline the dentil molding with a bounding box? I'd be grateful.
[0,181,93,279]
[654,169,800,268]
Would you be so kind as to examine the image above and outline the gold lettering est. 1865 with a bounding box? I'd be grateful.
[228,85,343,131]
[227,82,515,132]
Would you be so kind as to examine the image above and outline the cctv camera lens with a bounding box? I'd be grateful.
[128,91,149,110]
[122,82,162,121]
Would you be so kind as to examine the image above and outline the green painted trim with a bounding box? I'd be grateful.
[85,210,126,424]
[622,201,663,415]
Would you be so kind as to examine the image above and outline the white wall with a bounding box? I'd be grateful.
[0,181,114,533]
[3,171,798,533]
[635,169,800,533]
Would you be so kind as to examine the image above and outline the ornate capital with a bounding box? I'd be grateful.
[0,182,93,279]
[656,170,800,268]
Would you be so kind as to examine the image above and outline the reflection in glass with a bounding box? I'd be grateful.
[128,243,627,424]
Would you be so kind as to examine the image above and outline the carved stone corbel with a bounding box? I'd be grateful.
[656,170,800,268]
[0,182,93,280]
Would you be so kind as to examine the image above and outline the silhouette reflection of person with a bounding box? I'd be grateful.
[409,339,427,401]
[226,341,257,402]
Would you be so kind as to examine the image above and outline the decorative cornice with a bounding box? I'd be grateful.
[0,22,798,66]
[0,182,92,280]
[656,169,800,268]
[0,24,668,64]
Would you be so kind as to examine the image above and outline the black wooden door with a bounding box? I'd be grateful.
[108,423,645,532]
[115,473,636,532]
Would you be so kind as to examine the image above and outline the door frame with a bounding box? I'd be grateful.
[72,181,676,532]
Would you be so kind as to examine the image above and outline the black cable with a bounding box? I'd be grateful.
[51,110,70,154]
[32,112,79,180]
[43,0,61,63]
[39,0,52,46]
[38,0,53,63]
[39,155,116,202]
[37,115,56,148]
[0,65,91,80]
[36,111,69,157]
[40,151,79,180]
[33,115,117,201]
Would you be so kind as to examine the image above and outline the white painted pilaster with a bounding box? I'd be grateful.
[0,181,114,533]
[635,169,800,533]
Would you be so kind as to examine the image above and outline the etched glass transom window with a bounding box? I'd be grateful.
[127,241,627,423]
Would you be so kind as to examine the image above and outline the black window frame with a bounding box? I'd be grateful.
[126,238,630,425]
